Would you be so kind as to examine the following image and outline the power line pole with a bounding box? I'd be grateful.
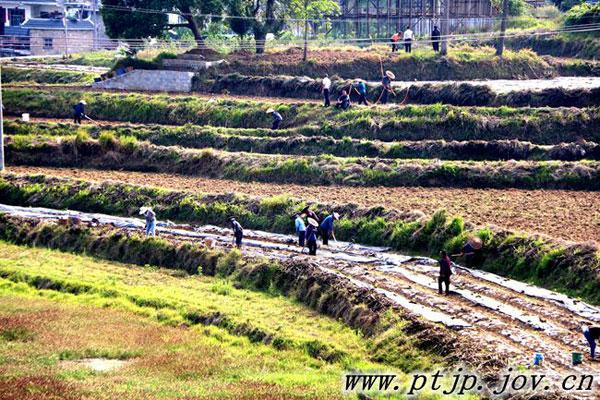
[440,0,449,55]
[496,0,508,56]
[59,0,68,56]
[93,0,99,50]
[0,65,4,172]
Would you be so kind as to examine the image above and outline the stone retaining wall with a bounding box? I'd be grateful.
[92,70,195,92]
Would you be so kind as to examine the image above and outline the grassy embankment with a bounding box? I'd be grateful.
[205,45,599,80]
[2,68,97,85]
[4,89,600,144]
[0,240,456,399]
[201,73,600,108]
[6,134,599,189]
[1,174,598,306]
[7,120,598,161]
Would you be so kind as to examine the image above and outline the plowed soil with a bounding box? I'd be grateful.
[8,166,599,243]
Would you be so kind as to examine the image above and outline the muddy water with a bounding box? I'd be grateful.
[390,77,600,94]
[2,203,600,391]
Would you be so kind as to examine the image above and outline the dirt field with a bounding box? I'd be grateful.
[3,206,600,398]
[9,166,599,243]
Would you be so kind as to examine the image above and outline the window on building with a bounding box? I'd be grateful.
[8,8,25,26]
[43,38,53,50]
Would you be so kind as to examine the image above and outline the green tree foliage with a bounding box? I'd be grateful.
[564,3,600,30]
[100,0,223,46]
[226,0,286,53]
[288,0,339,60]
[101,0,167,38]
[492,0,528,15]
[552,0,583,12]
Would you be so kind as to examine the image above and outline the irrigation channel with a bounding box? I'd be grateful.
[1,203,600,395]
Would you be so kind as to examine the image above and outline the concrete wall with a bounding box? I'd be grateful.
[92,70,195,93]
[29,29,93,55]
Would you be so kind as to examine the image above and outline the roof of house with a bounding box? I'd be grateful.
[4,25,29,36]
[21,17,94,30]
[0,0,92,5]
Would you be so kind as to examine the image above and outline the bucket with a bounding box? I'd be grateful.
[22,113,30,122]
[533,353,544,366]
[572,352,583,365]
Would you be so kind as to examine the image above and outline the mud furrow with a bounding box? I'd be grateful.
[1,203,599,386]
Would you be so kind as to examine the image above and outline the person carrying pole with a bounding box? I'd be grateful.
[73,99,87,125]
[266,108,283,130]
[301,205,320,225]
[390,31,401,52]
[353,79,369,106]
[452,237,483,268]
[580,322,600,361]
[403,26,414,53]
[139,206,156,237]
[379,70,395,105]
[319,212,339,246]
[229,217,244,248]
[335,90,351,110]
[431,25,441,52]
[438,250,453,295]
[321,74,331,107]
[306,217,319,255]
[294,213,306,247]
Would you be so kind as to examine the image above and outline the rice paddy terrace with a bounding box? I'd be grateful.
[1,48,600,399]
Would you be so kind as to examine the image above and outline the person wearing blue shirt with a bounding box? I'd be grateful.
[335,90,350,110]
[73,100,87,124]
[319,212,339,246]
[294,214,306,247]
[353,80,369,105]
[267,108,283,130]
[452,237,482,267]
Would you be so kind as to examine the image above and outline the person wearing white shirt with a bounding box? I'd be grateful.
[321,74,332,107]
[403,26,414,53]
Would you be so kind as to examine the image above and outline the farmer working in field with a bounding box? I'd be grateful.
[390,31,401,52]
[452,237,483,268]
[431,26,441,52]
[403,26,414,53]
[140,207,156,237]
[321,74,332,107]
[73,99,87,125]
[581,322,600,361]
[267,108,283,130]
[295,213,306,247]
[379,70,395,104]
[353,79,369,105]
[335,90,351,110]
[301,205,320,225]
[306,218,319,256]
[320,212,339,246]
[229,217,244,248]
[438,250,453,295]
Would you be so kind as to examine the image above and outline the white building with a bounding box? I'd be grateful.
[0,0,106,55]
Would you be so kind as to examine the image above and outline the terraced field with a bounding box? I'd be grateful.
[2,52,600,399]
[9,166,599,243]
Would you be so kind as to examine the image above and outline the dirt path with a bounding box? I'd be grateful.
[7,166,599,243]
[2,203,599,397]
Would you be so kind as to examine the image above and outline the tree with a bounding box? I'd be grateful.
[227,0,253,44]
[101,0,167,39]
[289,0,339,61]
[226,0,286,54]
[101,0,223,48]
[496,0,509,56]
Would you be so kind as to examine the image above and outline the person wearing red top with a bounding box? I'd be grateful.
[390,31,401,52]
